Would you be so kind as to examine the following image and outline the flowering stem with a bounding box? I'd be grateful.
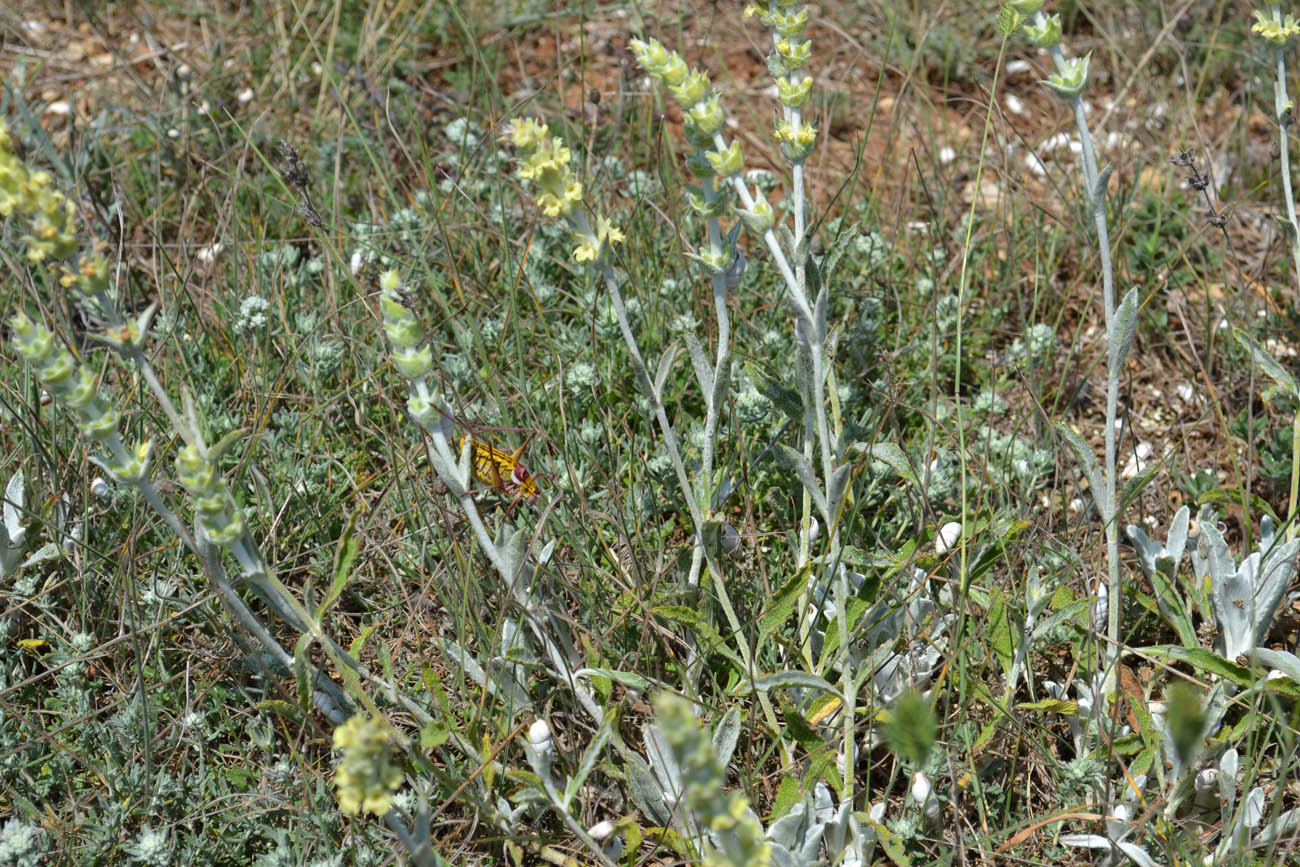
[598,261,790,761]
[1263,9,1300,540]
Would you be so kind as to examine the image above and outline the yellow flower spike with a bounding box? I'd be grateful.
[1253,9,1300,42]
[660,52,690,87]
[776,75,813,109]
[670,70,711,108]
[333,714,403,818]
[80,406,122,442]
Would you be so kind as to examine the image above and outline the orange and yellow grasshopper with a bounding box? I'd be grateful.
[456,431,540,504]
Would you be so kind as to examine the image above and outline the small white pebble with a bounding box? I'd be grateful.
[23,19,48,35]
[1176,382,1195,403]
[167,128,180,139]
[176,63,193,81]
[1042,132,1071,151]
[1004,93,1025,115]
[46,101,70,116]
[197,242,223,263]
[939,146,956,164]
[90,477,111,500]
[197,101,211,116]
[1025,152,1047,177]
[1068,139,1083,155]
[237,87,254,104]
[1006,59,1031,74]
[1068,497,1084,514]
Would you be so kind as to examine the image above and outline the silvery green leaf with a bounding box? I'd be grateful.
[712,705,741,768]
[813,783,834,823]
[1115,841,1161,867]
[21,542,62,568]
[827,463,851,517]
[573,667,652,691]
[736,671,847,705]
[1062,834,1113,851]
[1220,748,1238,818]
[771,798,831,866]
[684,334,713,399]
[643,724,683,796]
[1237,327,1300,401]
[1029,599,1093,642]
[1251,647,1300,682]
[438,638,489,695]
[766,801,806,849]
[455,435,474,492]
[1109,286,1139,380]
[777,445,828,524]
[1210,551,1254,660]
[710,351,731,422]
[710,476,736,511]
[535,539,555,566]
[627,756,671,826]
[1126,523,1164,581]
[433,403,455,441]
[813,277,828,344]
[500,617,524,656]
[1278,214,1300,246]
[4,471,26,548]
[783,224,802,265]
[1126,510,1195,645]
[1241,786,1266,829]
[1253,537,1300,645]
[1056,423,1105,521]
[1120,463,1159,514]
[496,525,529,583]
[1261,514,1278,550]
[1092,163,1115,210]
[563,716,614,809]
[859,441,918,486]
[1255,808,1300,845]
[768,841,795,867]
[1193,518,1232,601]
[1165,506,1190,572]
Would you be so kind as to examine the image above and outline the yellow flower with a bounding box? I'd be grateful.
[1253,9,1300,42]
[333,714,403,817]
[504,117,548,150]
[570,215,623,263]
[572,235,599,263]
